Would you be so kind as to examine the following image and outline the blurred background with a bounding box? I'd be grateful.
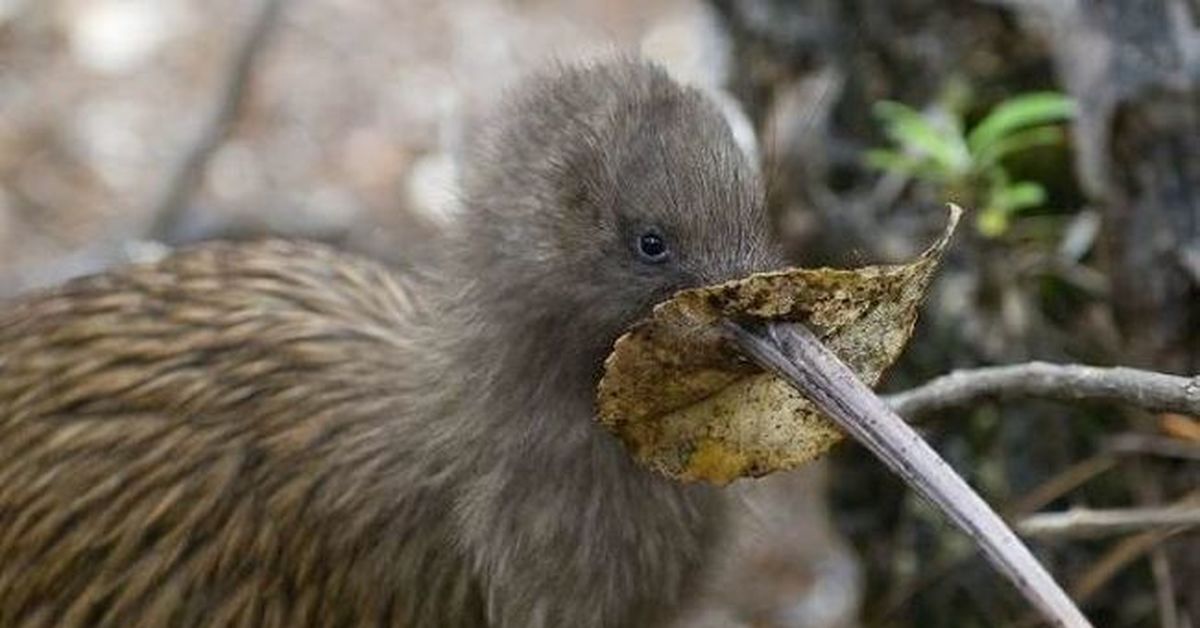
[0,0,1196,626]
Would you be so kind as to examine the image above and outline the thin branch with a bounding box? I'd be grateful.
[1013,492,1200,627]
[1013,525,1192,628]
[1070,526,1191,603]
[1005,455,1117,519]
[1017,506,1200,539]
[885,362,1200,418]
[1105,433,1200,461]
[727,321,1091,627]
[146,0,288,242]
[878,454,1117,621]
[1149,548,1179,628]
[1132,462,1180,628]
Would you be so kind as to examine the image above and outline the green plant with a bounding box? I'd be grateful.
[866,91,1076,237]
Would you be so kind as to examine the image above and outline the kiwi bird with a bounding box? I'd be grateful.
[0,59,781,627]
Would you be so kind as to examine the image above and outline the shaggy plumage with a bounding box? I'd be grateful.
[0,59,781,627]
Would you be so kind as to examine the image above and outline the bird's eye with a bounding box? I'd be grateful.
[636,230,669,264]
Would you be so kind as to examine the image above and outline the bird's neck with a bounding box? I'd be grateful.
[432,284,724,627]
[439,278,611,450]
[427,272,705,508]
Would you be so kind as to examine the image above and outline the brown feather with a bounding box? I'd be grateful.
[0,58,780,627]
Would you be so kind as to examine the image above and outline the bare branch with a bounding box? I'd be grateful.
[885,362,1200,418]
[1071,526,1192,603]
[146,0,288,242]
[727,321,1091,627]
[1149,548,1180,628]
[1015,523,1194,627]
[879,454,1117,621]
[1018,506,1200,539]
[1105,434,1200,461]
[1005,455,1117,518]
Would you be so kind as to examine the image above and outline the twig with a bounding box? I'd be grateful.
[1148,548,1179,628]
[1017,506,1200,539]
[726,321,1091,627]
[146,0,288,242]
[1005,455,1118,518]
[885,362,1200,418]
[1071,527,1192,603]
[1105,433,1200,461]
[877,454,1117,622]
[1132,461,1179,628]
[1159,413,1200,441]
[1013,526,1192,628]
[1012,491,1200,627]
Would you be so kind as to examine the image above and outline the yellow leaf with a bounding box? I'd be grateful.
[597,205,962,484]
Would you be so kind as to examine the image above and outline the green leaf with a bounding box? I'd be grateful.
[967,92,1075,157]
[990,181,1046,214]
[873,101,970,174]
[864,148,912,171]
[864,149,949,180]
[975,127,1066,169]
[976,207,1010,237]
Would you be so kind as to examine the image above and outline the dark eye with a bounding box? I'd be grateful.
[636,230,669,264]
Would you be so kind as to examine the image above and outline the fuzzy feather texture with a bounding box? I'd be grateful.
[0,59,780,627]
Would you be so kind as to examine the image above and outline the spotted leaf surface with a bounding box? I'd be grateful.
[598,206,961,484]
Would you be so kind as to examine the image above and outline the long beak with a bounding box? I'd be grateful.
[724,320,1092,628]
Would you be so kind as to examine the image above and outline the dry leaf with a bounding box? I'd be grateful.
[1160,413,1200,442]
[598,205,962,484]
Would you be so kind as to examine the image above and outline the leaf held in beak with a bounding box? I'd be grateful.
[597,206,960,484]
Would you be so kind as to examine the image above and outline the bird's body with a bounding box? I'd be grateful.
[0,59,777,627]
